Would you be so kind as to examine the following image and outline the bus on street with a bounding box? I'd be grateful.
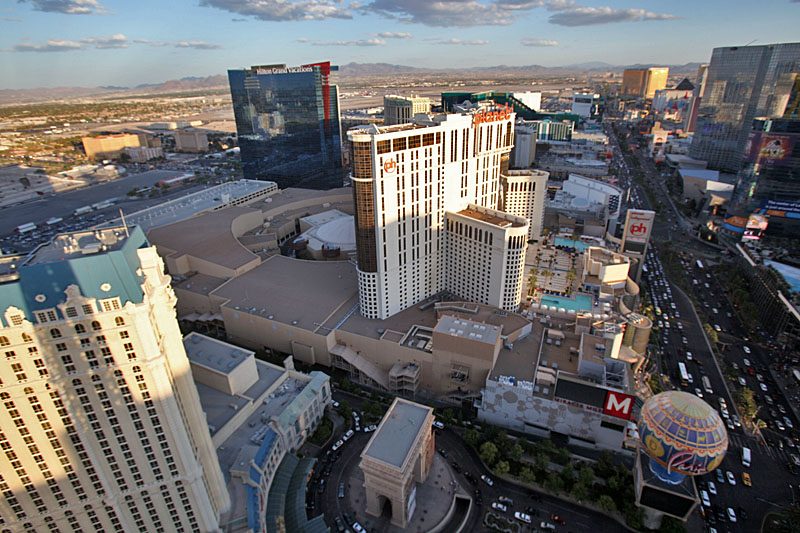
[678,362,689,386]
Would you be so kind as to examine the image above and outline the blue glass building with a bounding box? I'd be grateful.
[228,62,344,190]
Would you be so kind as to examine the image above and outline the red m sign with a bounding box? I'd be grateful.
[603,390,634,420]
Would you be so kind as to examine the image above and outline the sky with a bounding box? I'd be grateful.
[1,0,799,90]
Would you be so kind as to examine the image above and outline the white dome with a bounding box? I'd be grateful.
[314,216,355,248]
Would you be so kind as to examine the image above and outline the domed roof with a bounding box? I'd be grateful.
[313,216,355,247]
[638,391,728,478]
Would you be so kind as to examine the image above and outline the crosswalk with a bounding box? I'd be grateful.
[727,432,794,463]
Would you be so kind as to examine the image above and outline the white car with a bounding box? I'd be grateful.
[433,421,445,430]
[364,424,377,433]
[700,489,711,507]
[481,475,494,486]
[785,417,794,429]
[744,359,751,367]
[332,400,340,408]
[331,439,344,451]
[343,429,354,441]
[491,502,507,513]
[686,352,693,361]
[514,512,532,524]
[352,522,365,532]
[726,471,736,485]
[708,481,717,495]
[695,388,704,398]
[743,346,751,354]
[761,383,768,392]
[727,507,737,523]
[738,377,747,387]
[714,324,722,332]
[539,522,556,530]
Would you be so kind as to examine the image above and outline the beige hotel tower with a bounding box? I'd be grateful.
[0,226,229,532]
[349,103,533,320]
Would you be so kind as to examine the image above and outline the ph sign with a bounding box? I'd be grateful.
[383,159,397,174]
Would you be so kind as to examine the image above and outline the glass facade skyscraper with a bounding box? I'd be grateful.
[228,62,344,190]
[689,43,800,173]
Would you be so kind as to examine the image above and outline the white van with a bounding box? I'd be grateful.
[742,447,751,468]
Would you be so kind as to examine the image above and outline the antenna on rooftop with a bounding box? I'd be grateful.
[743,39,757,47]
[119,208,129,237]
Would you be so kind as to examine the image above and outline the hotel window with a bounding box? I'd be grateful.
[81,304,94,315]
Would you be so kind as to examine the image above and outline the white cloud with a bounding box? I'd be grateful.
[19,0,108,15]
[200,0,351,21]
[548,6,679,26]
[134,39,223,49]
[80,33,128,48]
[375,31,413,39]
[13,38,84,52]
[521,37,558,47]
[433,38,489,45]
[300,38,387,46]
[361,0,517,27]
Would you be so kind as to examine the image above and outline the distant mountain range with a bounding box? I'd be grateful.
[0,62,703,105]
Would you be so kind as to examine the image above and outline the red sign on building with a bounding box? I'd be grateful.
[603,390,634,420]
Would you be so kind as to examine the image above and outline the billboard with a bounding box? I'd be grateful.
[742,213,769,240]
[554,379,635,420]
[622,209,656,254]
[744,132,795,165]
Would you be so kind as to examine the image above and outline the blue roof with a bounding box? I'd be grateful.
[254,428,279,470]
[0,226,148,327]
[246,485,260,532]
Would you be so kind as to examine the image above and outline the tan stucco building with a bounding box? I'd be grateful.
[360,398,435,527]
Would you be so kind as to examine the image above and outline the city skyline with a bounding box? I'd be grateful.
[0,0,799,90]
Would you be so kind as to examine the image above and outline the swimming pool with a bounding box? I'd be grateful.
[539,294,593,312]
[554,238,590,251]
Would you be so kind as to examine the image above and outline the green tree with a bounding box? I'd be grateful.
[441,408,454,424]
[770,506,800,533]
[560,463,575,489]
[596,494,617,514]
[534,452,549,472]
[336,400,351,420]
[509,444,523,462]
[480,441,498,466]
[624,503,644,530]
[495,460,510,476]
[519,466,536,484]
[544,471,564,493]
[464,429,481,449]
[578,466,595,486]
[704,323,719,344]
[554,447,571,465]
[733,386,759,422]
[658,516,687,533]
[571,481,589,502]
[537,439,556,456]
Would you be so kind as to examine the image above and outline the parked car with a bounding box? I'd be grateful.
[343,429,354,441]
[514,512,532,524]
[481,475,494,486]
[491,502,507,513]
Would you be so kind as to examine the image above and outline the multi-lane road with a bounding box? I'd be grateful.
[609,117,799,529]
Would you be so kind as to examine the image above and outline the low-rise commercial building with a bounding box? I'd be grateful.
[383,95,432,125]
[82,133,161,160]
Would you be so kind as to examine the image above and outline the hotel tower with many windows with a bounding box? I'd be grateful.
[0,226,229,532]
[349,103,531,320]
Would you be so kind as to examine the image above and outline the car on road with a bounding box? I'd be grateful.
[334,517,345,532]
[756,373,763,382]
[708,481,717,495]
[700,490,711,507]
[714,324,722,332]
[438,448,448,458]
[364,424,377,433]
[695,388,704,398]
[726,471,736,485]
[777,420,787,431]
[498,496,514,505]
[738,377,747,387]
[791,454,800,467]
[551,514,566,525]
[727,508,737,523]
[332,400,340,408]
[331,440,343,451]
[473,489,482,505]
[761,383,768,392]
[481,475,494,486]
[733,415,741,428]
[539,522,556,530]
[352,522,364,533]
[343,429,354,441]
[338,482,344,498]
[686,351,693,361]
[742,472,751,486]
[743,346,751,354]
[433,420,445,430]
[491,502,507,513]
[513,511,532,523]
[451,461,461,472]
[464,472,477,484]
[744,358,751,367]
[785,417,794,429]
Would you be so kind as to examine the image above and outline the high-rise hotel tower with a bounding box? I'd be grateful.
[349,103,531,320]
[0,227,229,532]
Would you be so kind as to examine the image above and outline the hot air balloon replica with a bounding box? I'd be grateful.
[633,390,728,528]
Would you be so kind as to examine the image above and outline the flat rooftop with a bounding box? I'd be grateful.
[434,315,501,345]
[147,205,260,271]
[196,361,286,438]
[26,227,131,265]
[212,255,358,332]
[104,179,276,233]
[184,332,253,375]
[363,399,432,469]
[456,207,525,228]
